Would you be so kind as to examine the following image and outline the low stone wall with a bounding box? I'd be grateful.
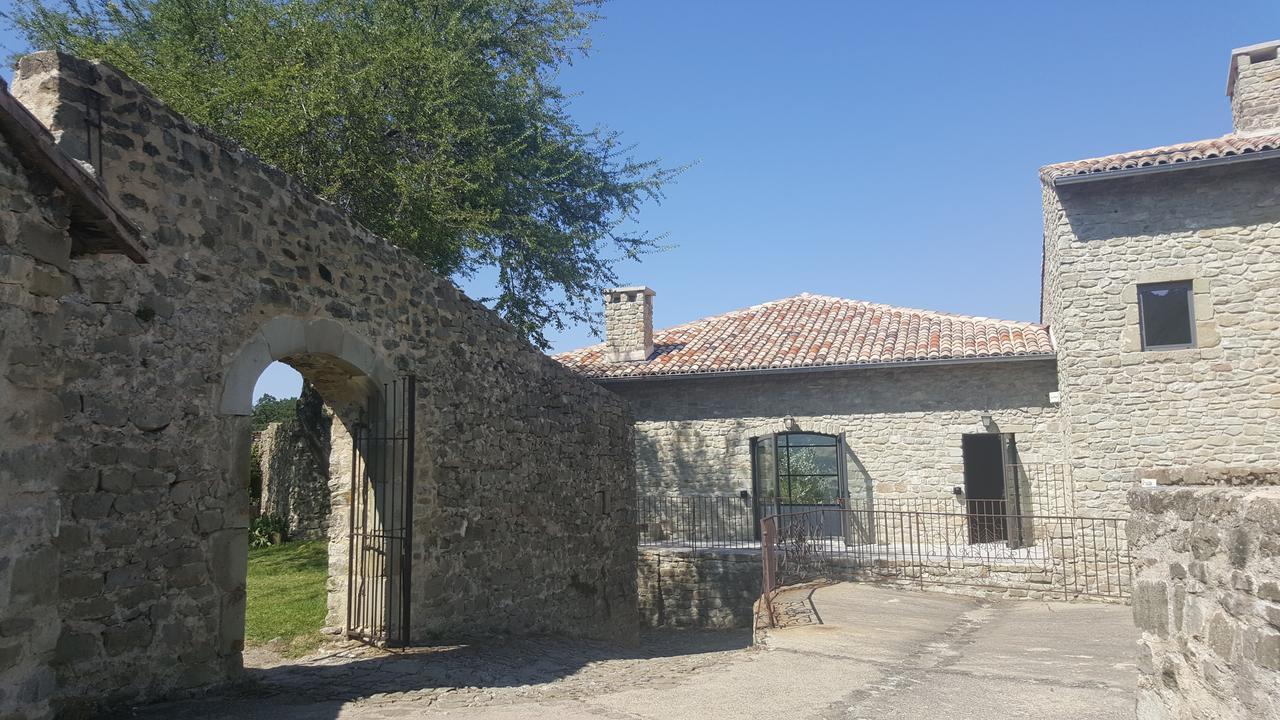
[1129,467,1280,720]
[638,549,760,629]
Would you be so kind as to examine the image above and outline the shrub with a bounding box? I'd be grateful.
[250,514,288,549]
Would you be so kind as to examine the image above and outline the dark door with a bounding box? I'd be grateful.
[961,434,1006,543]
[347,376,416,646]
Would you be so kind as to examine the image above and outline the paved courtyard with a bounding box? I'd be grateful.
[119,584,1137,719]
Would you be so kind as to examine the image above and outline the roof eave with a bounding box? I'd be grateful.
[0,78,147,263]
[582,352,1058,384]
[1050,147,1280,187]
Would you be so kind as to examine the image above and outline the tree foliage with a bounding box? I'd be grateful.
[5,0,677,347]
[251,393,297,431]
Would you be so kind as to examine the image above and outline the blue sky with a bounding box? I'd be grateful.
[4,2,1277,400]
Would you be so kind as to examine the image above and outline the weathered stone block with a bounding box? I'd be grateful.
[0,642,23,671]
[1133,580,1169,637]
[10,547,57,600]
[1251,627,1280,671]
[103,562,144,591]
[102,620,151,655]
[18,218,69,270]
[53,630,97,665]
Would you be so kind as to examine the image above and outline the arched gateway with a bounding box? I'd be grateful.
[0,52,637,720]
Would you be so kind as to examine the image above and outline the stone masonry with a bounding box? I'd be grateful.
[1129,467,1280,719]
[254,385,332,540]
[1041,161,1280,518]
[602,286,655,362]
[0,52,637,720]
[637,549,760,629]
[1041,42,1280,519]
[1229,41,1280,133]
[610,359,1064,510]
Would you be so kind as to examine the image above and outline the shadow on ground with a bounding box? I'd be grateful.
[110,628,753,719]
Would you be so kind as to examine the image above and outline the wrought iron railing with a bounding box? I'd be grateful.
[758,506,1131,627]
[638,494,757,549]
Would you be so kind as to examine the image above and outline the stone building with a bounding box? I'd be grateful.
[0,52,636,720]
[1040,40,1280,516]
[557,41,1280,628]
[558,40,1280,525]
[558,291,1065,526]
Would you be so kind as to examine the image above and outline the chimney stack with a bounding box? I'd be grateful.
[603,286,655,362]
[1228,41,1280,133]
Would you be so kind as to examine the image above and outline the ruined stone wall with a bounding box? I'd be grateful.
[1129,467,1280,720]
[1042,164,1280,517]
[254,388,332,540]
[1,52,636,719]
[637,549,759,628]
[609,359,1064,510]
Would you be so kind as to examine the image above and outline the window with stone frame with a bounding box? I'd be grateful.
[1137,280,1196,350]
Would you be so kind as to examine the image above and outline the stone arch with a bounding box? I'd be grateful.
[217,315,402,645]
[218,316,395,415]
[737,417,844,442]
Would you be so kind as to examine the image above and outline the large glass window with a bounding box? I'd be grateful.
[753,432,842,507]
[1138,281,1195,350]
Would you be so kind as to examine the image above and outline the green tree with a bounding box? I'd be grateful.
[5,0,678,348]
[251,393,297,432]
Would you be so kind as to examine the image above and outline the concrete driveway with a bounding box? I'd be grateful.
[122,584,1137,719]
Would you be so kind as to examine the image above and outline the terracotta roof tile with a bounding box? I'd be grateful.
[1042,133,1280,182]
[554,294,1054,380]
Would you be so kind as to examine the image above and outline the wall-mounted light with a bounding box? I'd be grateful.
[980,413,994,431]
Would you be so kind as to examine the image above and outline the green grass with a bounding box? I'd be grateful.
[245,540,329,657]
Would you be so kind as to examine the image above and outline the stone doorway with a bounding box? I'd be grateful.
[222,317,397,662]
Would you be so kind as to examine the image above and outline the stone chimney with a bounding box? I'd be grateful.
[603,286,655,362]
[1228,40,1280,133]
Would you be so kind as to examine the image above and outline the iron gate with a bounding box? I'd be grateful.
[346,375,416,646]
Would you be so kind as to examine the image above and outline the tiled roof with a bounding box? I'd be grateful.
[1042,133,1280,182]
[554,294,1054,380]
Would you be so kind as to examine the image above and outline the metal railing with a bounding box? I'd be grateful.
[759,506,1131,625]
[637,461,1080,553]
[638,494,757,549]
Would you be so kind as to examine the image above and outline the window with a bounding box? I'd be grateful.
[1138,280,1195,350]
[752,432,843,507]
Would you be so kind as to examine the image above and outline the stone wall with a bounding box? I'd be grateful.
[254,386,332,540]
[1129,467,1280,720]
[0,91,76,720]
[637,549,759,628]
[0,52,637,720]
[1042,162,1280,517]
[609,359,1064,510]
